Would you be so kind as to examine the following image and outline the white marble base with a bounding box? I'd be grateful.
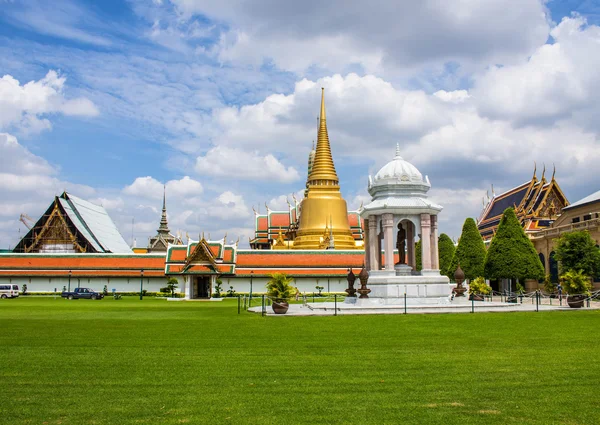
[367,269,452,301]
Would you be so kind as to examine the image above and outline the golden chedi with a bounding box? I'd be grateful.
[293,88,358,250]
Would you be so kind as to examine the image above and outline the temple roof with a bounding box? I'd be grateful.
[477,166,569,240]
[14,192,131,254]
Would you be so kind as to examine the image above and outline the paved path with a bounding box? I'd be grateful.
[249,298,600,316]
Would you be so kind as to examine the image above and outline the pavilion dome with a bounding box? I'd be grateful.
[371,144,426,187]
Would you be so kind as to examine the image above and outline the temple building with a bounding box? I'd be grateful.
[530,189,600,283]
[12,192,131,254]
[477,165,569,241]
[249,88,363,250]
[147,188,182,253]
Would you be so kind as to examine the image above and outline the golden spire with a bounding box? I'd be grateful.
[307,88,339,185]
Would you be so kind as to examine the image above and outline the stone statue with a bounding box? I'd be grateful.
[396,223,406,264]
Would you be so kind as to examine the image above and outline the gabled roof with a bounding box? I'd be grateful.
[61,193,131,253]
[14,192,131,254]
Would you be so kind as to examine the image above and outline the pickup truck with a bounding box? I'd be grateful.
[61,287,104,300]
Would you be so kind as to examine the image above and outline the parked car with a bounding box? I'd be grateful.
[0,284,19,299]
[61,287,104,300]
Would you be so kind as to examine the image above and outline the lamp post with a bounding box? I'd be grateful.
[250,270,253,301]
[140,269,144,300]
[68,270,71,292]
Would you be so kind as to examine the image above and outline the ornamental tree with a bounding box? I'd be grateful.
[484,208,544,282]
[438,233,456,278]
[448,218,486,280]
[415,240,422,271]
[554,230,600,279]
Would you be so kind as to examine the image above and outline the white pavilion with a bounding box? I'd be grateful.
[359,144,451,301]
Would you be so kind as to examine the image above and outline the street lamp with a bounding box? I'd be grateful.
[250,270,253,301]
[140,269,144,300]
[68,270,72,292]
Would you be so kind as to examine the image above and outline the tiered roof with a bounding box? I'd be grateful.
[477,166,569,240]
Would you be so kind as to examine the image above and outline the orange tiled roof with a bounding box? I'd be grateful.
[269,212,290,227]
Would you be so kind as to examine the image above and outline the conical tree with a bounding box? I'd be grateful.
[484,208,544,283]
[415,240,422,271]
[448,218,486,280]
[438,233,456,278]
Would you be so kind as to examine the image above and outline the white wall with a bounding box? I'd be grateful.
[6,276,186,293]
[5,275,350,295]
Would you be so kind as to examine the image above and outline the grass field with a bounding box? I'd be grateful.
[0,297,599,424]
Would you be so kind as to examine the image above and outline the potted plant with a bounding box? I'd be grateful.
[266,273,294,314]
[468,277,491,301]
[560,270,591,308]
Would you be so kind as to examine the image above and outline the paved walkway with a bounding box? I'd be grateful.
[249,298,600,316]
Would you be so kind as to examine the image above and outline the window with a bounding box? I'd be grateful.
[572,217,580,223]
[583,214,592,221]
[0,285,9,290]
[12,285,18,290]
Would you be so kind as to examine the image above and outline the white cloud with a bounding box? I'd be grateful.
[195,146,300,183]
[473,15,600,125]
[206,191,251,220]
[0,71,99,134]
[122,176,204,200]
[169,0,549,73]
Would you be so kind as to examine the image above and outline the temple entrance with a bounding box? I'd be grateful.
[193,276,211,299]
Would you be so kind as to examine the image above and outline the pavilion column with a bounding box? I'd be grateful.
[364,218,371,271]
[420,213,432,270]
[382,213,395,271]
[407,222,415,271]
[430,215,439,270]
[378,229,383,270]
[368,216,379,271]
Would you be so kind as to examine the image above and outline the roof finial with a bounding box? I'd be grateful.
[541,163,546,181]
[157,184,170,235]
[395,143,402,159]
[552,163,556,180]
[533,161,537,180]
[307,87,339,184]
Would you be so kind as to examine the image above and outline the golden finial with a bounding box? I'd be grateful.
[207,233,211,240]
[552,163,556,180]
[201,232,204,240]
[223,232,227,242]
[541,163,546,181]
[491,184,495,197]
[252,206,258,216]
[292,193,297,204]
[533,161,537,180]
[265,202,270,214]
[359,200,363,210]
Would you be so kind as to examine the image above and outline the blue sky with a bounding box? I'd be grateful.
[1,0,600,249]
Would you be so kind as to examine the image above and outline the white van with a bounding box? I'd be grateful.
[0,284,19,298]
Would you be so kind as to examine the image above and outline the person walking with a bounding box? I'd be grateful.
[557,282,563,302]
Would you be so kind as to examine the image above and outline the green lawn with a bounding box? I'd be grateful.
[0,297,599,424]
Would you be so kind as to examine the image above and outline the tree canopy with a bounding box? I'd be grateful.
[484,208,544,281]
[438,233,456,278]
[448,218,486,280]
[415,240,422,271]
[555,230,600,278]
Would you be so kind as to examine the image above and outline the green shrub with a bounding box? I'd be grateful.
[484,208,544,282]
[266,273,294,301]
[560,270,592,296]
[449,218,486,280]
[214,278,223,298]
[555,231,600,278]
[469,277,491,295]
[543,274,556,294]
